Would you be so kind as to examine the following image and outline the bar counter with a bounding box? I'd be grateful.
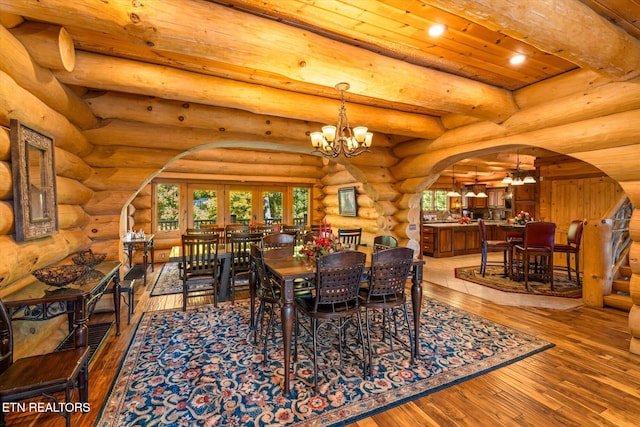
[422,220,510,257]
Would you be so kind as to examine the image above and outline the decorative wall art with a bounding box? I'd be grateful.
[338,186,358,217]
[10,119,58,241]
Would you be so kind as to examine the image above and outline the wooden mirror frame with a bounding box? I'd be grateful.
[10,119,58,242]
[338,186,358,217]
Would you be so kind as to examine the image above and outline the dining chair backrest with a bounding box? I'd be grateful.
[523,221,556,248]
[566,220,584,247]
[225,224,249,246]
[230,232,264,271]
[365,247,413,302]
[186,226,225,241]
[282,224,304,235]
[313,251,366,313]
[250,243,279,301]
[181,233,219,279]
[303,231,318,243]
[282,224,305,244]
[256,225,274,236]
[373,235,398,252]
[311,224,333,236]
[262,232,295,250]
[478,219,489,242]
[338,228,362,248]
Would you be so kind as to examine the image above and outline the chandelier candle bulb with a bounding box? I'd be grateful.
[353,126,368,142]
[322,125,336,142]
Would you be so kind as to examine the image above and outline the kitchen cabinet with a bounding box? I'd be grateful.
[454,227,481,255]
[512,184,536,218]
[423,223,483,257]
[422,225,453,257]
[487,188,507,208]
[466,185,487,209]
[422,226,435,256]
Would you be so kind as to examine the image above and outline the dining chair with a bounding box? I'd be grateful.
[256,224,274,236]
[338,228,362,249]
[0,298,90,427]
[359,247,415,374]
[225,224,249,248]
[181,233,220,310]
[294,250,367,393]
[553,220,584,286]
[373,235,398,252]
[282,224,305,245]
[262,232,295,251]
[193,225,226,243]
[478,219,512,277]
[302,231,317,244]
[229,232,264,303]
[310,224,332,236]
[250,243,284,366]
[513,222,556,290]
[505,218,524,245]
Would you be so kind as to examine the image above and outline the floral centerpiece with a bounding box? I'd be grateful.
[458,215,472,224]
[299,233,343,260]
[514,211,533,225]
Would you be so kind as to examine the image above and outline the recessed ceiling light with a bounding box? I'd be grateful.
[510,54,526,65]
[428,24,446,37]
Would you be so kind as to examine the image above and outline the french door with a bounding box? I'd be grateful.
[154,181,308,235]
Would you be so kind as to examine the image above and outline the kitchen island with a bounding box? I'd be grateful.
[423,221,508,258]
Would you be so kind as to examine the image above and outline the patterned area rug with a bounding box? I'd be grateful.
[455,265,582,298]
[150,262,213,296]
[96,299,553,426]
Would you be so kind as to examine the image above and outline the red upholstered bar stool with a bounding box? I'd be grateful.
[553,220,584,286]
[513,222,556,290]
[478,219,511,277]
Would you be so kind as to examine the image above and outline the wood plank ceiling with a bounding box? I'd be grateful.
[2,0,639,179]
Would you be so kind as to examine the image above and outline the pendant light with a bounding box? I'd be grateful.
[502,150,536,186]
[472,166,487,198]
[446,166,461,197]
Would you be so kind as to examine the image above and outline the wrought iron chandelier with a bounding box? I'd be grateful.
[309,82,372,158]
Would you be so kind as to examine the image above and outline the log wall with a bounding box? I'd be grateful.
[1,20,640,356]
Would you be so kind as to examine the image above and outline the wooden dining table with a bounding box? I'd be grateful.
[262,248,425,395]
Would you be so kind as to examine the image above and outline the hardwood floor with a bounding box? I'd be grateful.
[6,259,640,426]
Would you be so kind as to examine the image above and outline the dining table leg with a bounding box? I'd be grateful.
[411,263,424,359]
[281,278,295,396]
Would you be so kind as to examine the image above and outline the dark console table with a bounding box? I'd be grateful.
[123,234,154,285]
[3,261,122,348]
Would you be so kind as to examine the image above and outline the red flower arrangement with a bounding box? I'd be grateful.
[458,215,472,224]
[514,211,533,225]
[299,234,343,259]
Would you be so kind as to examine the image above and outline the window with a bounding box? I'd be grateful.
[153,181,311,233]
[292,187,309,226]
[229,189,252,224]
[262,191,283,224]
[157,183,180,231]
[421,189,449,212]
[192,188,218,227]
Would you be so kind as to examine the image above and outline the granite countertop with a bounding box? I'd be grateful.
[423,220,508,228]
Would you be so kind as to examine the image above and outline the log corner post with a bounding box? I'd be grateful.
[582,218,613,307]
